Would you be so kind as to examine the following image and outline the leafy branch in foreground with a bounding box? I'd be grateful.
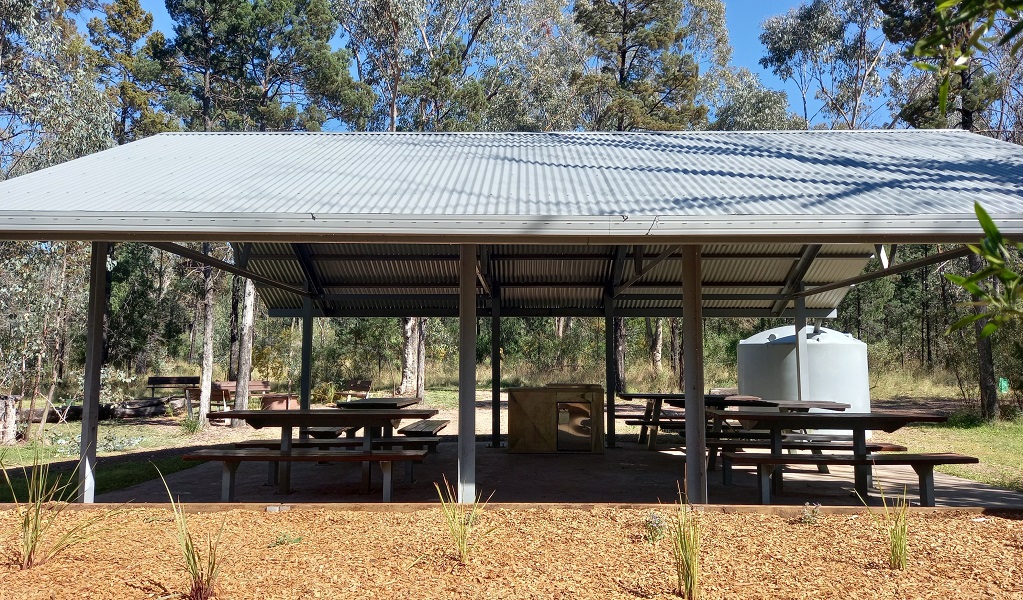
[945,202,1023,337]
[160,470,226,600]
[911,0,1023,112]
[0,449,113,569]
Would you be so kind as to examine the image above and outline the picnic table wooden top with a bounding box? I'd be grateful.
[336,397,420,410]
[214,408,438,429]
[666,397,850,411]
[706,409,946,433]
[618,392,732,402]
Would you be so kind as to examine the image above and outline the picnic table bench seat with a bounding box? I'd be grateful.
[182,447,428,503]
[711,440,908,473]
[721,451,979,506]
[235,436,442,453]
[398,419,449,436]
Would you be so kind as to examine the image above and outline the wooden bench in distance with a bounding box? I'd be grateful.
[147,376,199,398]
[182,448,428,502]
[721,452,979,506]
[398,419,449,437]
[338,379,372,400]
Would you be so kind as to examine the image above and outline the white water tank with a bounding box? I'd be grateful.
[737,326,870,431]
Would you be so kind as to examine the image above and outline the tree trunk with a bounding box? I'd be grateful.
[0,396,17,444]
[397,317,419,395]
[415,317,427,399]
[614,316,626,393]
[197,243,215,428]
[555,316,572,339]
[967,254,999,420]
[647,317,662,372]
[232,278,256,425]
[228,274,242,380]
[669,317,681,374]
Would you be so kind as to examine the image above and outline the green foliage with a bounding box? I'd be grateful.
[435,474,495,564]
[798,502,822,525]
[0,0,114,178]
[180,417,203,434]
[908,0,1023,113]
[0,449,112,570]
[945,203,1023,337]
[644,510,666,544]
[161,470,226,600]
[268,532,302,547]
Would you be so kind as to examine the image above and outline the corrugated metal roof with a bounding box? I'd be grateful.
[0,130,1021,241]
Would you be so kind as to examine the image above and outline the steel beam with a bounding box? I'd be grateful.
[150,242,309,297]
[796,246,972,298]
[771,244,821,316]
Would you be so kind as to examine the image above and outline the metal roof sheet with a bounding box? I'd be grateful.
[0,130,1021,241]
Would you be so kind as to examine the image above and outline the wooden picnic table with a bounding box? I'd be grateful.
[619,392,850,449]
[215,408,438,494]
[707,409,947,499]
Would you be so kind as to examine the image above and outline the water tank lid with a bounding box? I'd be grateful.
[738,325,865,346]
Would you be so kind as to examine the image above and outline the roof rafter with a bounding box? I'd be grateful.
[150,242,309,298]
[797,245,972,298]
[771,244,822,316]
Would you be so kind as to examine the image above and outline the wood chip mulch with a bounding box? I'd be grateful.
[0,506,1020,599]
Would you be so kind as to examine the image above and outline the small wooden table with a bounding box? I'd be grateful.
[215,408,438,494]
[707,410,947,499]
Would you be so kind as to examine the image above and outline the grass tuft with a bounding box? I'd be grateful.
[159,470,225,599]
[0,449,113,569]
[434,474,495,563]
[859,483,910,570]
[667,484,700,599]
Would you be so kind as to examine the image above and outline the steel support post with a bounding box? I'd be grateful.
[458,244,477,502]
[604,295,617,448]
[79,241,108,503]
[490,289,502,448]
[794,288,810,403]
[682,246,707,503]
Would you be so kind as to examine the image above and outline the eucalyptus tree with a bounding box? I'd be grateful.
[88,0,178,143]
[479,0,587,131]
[1,0,114,178]
[710,69,806,130]
[760,0,895,129]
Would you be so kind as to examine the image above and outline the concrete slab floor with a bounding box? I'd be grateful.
[96,436,1023,509]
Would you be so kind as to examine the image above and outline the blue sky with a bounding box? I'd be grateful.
[127,0,804,114]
